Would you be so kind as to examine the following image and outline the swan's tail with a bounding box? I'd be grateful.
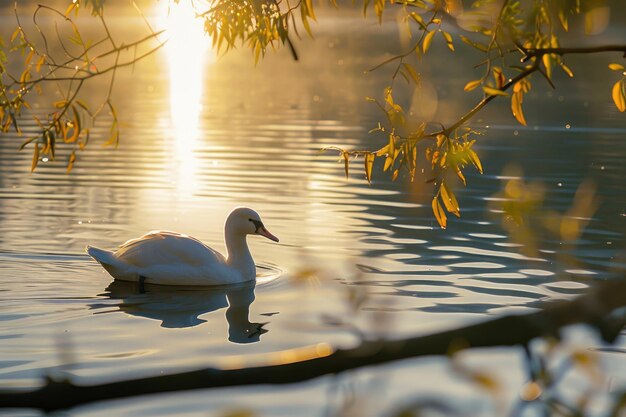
[86,245,133,280]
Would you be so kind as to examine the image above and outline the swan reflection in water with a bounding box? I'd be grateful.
[94,280,269,343]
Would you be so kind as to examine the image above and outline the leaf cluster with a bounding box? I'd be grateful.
[332,0,626,227]
[201,0,315,62]
[1,0,625,228]
[0,1,164,172]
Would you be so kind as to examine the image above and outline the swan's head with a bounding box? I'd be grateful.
[226,207,279,242]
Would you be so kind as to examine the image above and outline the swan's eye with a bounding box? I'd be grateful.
[248,218,264,232]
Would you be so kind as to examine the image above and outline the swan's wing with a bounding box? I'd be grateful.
[115,231,225,268]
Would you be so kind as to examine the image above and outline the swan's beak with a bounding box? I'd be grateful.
[258,227,279,243]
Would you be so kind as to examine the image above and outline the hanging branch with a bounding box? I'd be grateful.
[1,278,624,413]
[1,1,167,172]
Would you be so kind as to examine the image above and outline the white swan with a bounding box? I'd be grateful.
[86,207,279,286]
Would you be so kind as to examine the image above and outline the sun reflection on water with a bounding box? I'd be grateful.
[159,1,210,194]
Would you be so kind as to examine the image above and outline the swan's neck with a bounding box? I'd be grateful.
[225,232,255,280]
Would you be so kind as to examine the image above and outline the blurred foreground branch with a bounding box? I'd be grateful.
[1,278,625,412]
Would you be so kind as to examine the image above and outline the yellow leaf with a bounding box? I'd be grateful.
[612,80,626,112]
[300,4,313,37]
[511,91,527,126]
[467,149,483,174]
[67,150,76,173]
[384,155,393,171]
[430,150,440,169]
[24,49,34,67]
[542,54,553,80]
[436,134,446,148]
[492,67,505,88]
[432,196,447,229]
[36,56,45,72]
[482,86,508,97]
[608,63,625,71]
[104,129,119,147]
[456,168,466,185]
[464,79,482,92]
[364,153,375,184]
[375,144,389,157]
[342,151,349,179]
[409,12,426,29]
[383,134,396,171]
[11,28,20,43]
[442,31,454,51]
[19,69,31,84]
[441,182,460,216]
[558,9,568,31]
[64,3,77,17]
[374,0,384,21]
[560,63,574,78]
[391,169,399,181]
[439,152,447,167]
[305,0,316,21]
[402,63,420,84]
[422,30,436,54]
[31,142,39,173]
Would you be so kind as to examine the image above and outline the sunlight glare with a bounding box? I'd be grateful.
[159,1,211,194]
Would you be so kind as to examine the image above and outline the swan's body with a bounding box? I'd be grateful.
[86,207,279,286]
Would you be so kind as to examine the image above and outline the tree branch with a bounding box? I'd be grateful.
[522,45,626,62]
[1,278,624,413]
[430,62,539,138]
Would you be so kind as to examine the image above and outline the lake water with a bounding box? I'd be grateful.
[0,6,625,417]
